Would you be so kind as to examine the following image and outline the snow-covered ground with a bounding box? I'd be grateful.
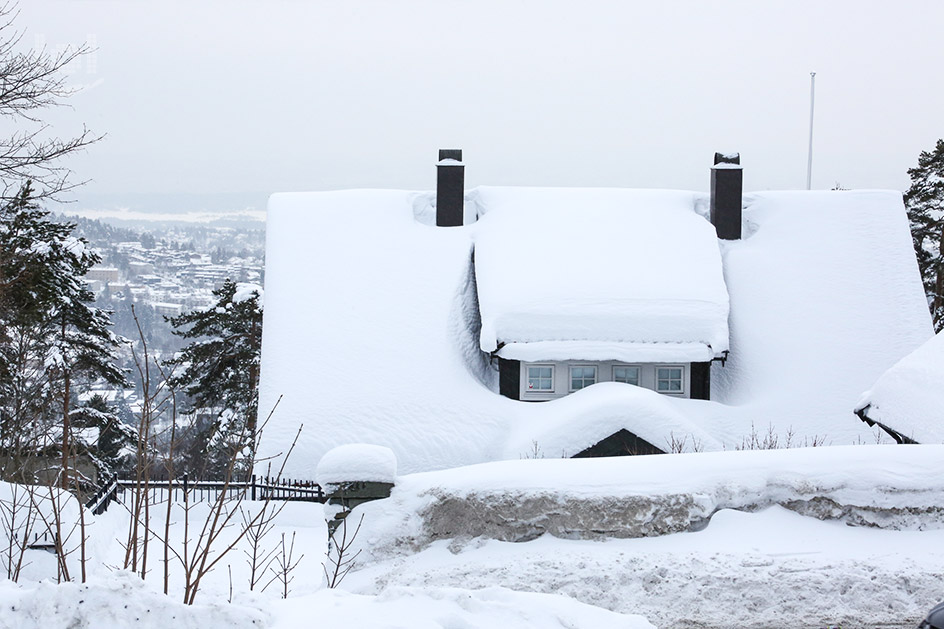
[2,446,943,628]
[346,506,944,629]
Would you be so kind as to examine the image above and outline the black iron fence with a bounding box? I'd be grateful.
[85,474,325,515]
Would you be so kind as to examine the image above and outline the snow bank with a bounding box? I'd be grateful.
[347,445,944,556]
[856,330,944,444]
[0,571,656,629]
[349,507,944,629]
[0,573,266,629]
[473,187,729,358]
[316,444,397,486]
[272,586,654,629]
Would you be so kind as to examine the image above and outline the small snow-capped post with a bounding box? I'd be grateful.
[316,444,397,536]
[709,152,743,240]
[436,149,465,227]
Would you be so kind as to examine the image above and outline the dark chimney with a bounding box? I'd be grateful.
[436,149,464,227]
[709,152,743,240]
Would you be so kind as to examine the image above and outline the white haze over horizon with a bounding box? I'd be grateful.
[18,0,944,213]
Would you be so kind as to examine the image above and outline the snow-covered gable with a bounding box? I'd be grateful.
[473,187,729,363]
[257,185,933,478]
[855,330,944,444]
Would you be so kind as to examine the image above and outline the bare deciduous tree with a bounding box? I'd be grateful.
[0,2,100,202]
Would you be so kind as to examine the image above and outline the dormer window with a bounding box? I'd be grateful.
[656,366,684,394]
[613,365,640,386]
[570,365,597,391]
[527,365,554,391]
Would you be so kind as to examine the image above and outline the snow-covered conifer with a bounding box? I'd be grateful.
[165,278,262,479]
[905,139,944,331]
[0,182,127,485]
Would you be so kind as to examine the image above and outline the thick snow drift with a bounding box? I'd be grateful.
[474,187,729,360]
[856,330,944,444]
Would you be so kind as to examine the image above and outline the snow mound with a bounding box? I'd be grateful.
[273,586,654,629]
[857,330,944,444]
[0,572,267,629]
[504,382,723,458]
[317,444,398,486]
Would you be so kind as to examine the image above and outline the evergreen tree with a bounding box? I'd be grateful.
[165,279,263,479]
[0,182,127,484]
[72,393,135,477]
[904,139,944,331]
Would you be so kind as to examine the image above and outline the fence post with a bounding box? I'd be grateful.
[251,475,256,501]
[183,473,189,500]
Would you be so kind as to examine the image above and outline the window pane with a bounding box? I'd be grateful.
[615,366,638,384]
[528,366,553,391]
[670,368,682,379]
[670,380,681,391]
[657,381,669,391]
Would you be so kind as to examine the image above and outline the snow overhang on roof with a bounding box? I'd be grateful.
[856,330,944,444]
[495,341,717,363]
[472,187,730,361]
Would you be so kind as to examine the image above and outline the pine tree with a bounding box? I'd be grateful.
[165,279,263,479]
[72,393,135,477]
[0,182,127,485]
[904,139,944,331]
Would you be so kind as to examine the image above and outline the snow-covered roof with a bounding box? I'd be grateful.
[856,331,944,444]
[473,187,729,363]
[257,186,933,477]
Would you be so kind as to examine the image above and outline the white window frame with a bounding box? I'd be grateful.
[612,364,641,386]
[569,364,598,392]
[526,364,555,393]
[656,365,685,395]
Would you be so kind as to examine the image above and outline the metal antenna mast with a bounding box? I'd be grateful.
[806,72,816,190]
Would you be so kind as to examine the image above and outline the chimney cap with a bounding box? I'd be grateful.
[712,152,742,169]
[438,148,463,162]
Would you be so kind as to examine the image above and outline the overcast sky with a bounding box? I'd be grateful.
[17,0,944,208]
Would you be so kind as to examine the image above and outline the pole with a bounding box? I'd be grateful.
[806,72,816,190]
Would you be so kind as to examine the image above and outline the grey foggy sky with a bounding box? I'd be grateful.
[17,0,944,206]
